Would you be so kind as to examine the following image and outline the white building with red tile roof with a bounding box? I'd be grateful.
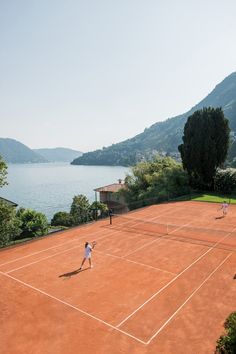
[94,180,128,213]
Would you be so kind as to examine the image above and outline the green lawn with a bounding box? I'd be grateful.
[191,193,236,204]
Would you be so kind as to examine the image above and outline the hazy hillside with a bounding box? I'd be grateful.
[34,147,83,162]
[72,72,236,166]
[0,138,48,163]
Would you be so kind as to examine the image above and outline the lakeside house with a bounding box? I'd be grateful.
[94,179,128,214]
[0,197,18,207]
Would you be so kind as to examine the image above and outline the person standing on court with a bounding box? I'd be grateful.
[78,241,96,270]
[219,201,229,217]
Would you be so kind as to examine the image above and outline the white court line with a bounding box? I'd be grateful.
[116,227,236,328]
[0,205,176,268]
[168,222,193,235]
[168,223,236,234]
[146,252,232,344]
[2,206,232,346]
[107,211,182,260]
[123,237,164,257]
[5,229,124,274]
[95,250,177,276]
[5,214,163,273]
[0,238,79,267]
[0,211,159,268]
[124,221,193,258]
[0,271,146,345]
[119,205,186,227]
[3,212,165,274]
[7,215,181,275]
[6,244,82,274]
[0,226,112,267]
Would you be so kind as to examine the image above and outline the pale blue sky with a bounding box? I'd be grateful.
[1,0,236,152]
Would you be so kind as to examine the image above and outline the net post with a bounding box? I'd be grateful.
[109,209,113,225]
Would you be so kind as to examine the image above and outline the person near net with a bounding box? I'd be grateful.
[78,241,97,270]
[218,201,229,217]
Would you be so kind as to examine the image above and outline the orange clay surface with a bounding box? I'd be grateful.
[0,201,236,354]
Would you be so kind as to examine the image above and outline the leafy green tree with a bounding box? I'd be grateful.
[122,156,189,209]
[16,208,48,238]
[178,107,230,189]
[70,195,91,225]
[51,211,73,227]
[0,201,21,247]
[90,201,108,213]
[90,201,108,219]
[216,312,236,353]
[0,155,8,188]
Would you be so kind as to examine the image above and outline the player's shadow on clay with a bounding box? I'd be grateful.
[59,267,90,278]
[215,216,225,219]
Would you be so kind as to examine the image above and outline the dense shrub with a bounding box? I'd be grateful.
[51,197,109,228]
[216,312,236,353]
[214,169,236,193]
[51,211,73,227]
[0,201,21,247]
[16,208,48,238]
[90,201,108,219]
[122,157,190,209]
[70,195,92,225]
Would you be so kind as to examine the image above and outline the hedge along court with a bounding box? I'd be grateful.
[0,201,236,354]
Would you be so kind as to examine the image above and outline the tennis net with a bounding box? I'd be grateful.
[110,214,236,252]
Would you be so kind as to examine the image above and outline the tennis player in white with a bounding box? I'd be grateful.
[219,201,229,217]
[79,241,97,270]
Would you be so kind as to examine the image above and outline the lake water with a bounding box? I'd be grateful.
[0,163,129,221]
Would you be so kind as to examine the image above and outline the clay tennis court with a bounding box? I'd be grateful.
[1,201,236,354]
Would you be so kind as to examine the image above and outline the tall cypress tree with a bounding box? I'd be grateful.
[178,107,230,189]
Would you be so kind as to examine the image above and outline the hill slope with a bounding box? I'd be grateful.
[0,138,48,163]
[72,72,236,166]
[34,147,83,162]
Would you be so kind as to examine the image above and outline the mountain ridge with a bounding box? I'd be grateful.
[34,147,83,162]
[0,138,48,163]
[0,138,83,164]
[72,72,236,166]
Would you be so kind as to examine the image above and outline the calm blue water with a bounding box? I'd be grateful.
[0,163,129,221]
